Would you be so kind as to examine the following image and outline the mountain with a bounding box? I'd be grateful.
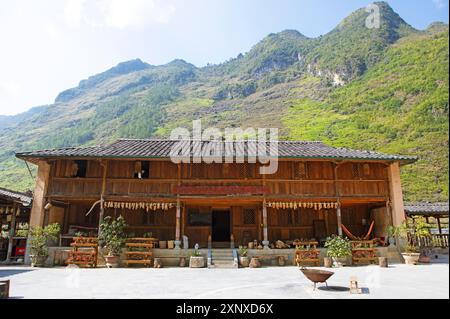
[0,1,448,202]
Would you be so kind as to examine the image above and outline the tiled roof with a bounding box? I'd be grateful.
[15,138,418,163]
[0,187,32,206]
[404,202,449,216]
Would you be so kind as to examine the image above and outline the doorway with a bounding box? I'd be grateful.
[212,210,231,243]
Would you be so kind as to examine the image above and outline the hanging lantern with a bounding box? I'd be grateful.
[293,202,298,210]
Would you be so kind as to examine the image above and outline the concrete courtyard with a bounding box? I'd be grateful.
[1,258,448,299]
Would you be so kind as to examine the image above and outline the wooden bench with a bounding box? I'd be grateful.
[295,241,320,266]
[351,240,377,265]
[123,238,156,267]
[66,237,98,268]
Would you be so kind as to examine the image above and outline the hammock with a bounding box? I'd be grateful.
[341,221,375,241]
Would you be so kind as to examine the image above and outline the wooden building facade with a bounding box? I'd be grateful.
[16,139,416,255]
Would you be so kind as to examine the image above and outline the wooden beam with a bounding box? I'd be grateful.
[25,160,51,265]
[98,160,108,236]
[6,203,17,262]
[387,162,406,227]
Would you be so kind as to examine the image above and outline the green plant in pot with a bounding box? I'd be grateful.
[29,223,61,267]
[324,235,352,267]
[239,247,250,268]
[391,217,431,265]
[99,216,127,268]
[189,243,205,268]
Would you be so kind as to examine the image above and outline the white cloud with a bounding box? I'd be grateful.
[432,0,447,9]
[63,0,176,29]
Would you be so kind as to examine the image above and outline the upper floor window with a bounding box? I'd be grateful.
[294,162,308,179]
[72,160,87,178]
[134,161,150,179]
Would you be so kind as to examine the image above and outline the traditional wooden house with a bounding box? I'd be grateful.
[0,187,32,263]
[16,139,416,265]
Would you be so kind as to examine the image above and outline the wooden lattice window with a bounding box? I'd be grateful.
[294,162,308,179]
[351,164,361,179]
[239,164,252,178]
[243,209,256,225]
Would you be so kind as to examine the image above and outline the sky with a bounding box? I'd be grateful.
[0,0,448,116]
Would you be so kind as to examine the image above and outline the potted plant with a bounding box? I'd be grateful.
[387,225,399,247]
[189,244,205,268]
[239,247,250,267]
[324,235,352,267]
[29,223,60,267]
[99,216,127,268]
[393,217,431,265]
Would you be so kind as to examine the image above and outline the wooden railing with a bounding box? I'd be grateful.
[416,234,449,248]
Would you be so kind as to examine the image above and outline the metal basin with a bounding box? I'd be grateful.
[300,268,334,290]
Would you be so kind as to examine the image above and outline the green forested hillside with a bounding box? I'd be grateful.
[0,2,448,202]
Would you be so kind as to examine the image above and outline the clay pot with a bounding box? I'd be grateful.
[402,253,420,265]
[249,258,261,268]
[105,255,120,268]
[240,256,250,268]
[332,257,347,267]
[418,255,431,264]
[323,257,333,268]
[189,256,205,268]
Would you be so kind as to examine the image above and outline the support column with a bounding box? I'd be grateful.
[336,201,343,237]
[25,160,51,265]
[174,201,181,249]
[388,162,406,227]
[98,160,108,236]
[6,203,17,263]
[262,200,269,249]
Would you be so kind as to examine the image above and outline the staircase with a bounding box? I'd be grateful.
[209,249,238,269]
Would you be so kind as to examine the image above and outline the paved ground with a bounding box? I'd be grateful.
[1,258,448,299]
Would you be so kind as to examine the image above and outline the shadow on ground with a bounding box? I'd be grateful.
[0,268,34,278]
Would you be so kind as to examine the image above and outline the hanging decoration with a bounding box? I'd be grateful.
[267,201,338,211]
[104,201,176,212]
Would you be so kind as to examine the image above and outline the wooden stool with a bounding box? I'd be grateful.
[379,257,388,268]
[154,258,163,268]
[249,258,261,268]
[0,280,10,299]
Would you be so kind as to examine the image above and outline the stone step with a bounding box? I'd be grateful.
[212,256,234,261]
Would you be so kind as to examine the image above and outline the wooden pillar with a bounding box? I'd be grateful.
[6,203,17,262]
[175,163,182,249]
[98,160,108,236]
[262,200,269,249]
[175,201,181,249]
[437,217,442,235]
[387,162,406,227]
[25,161,51,265]
[337,201,343,237]
[334,162,343,236]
